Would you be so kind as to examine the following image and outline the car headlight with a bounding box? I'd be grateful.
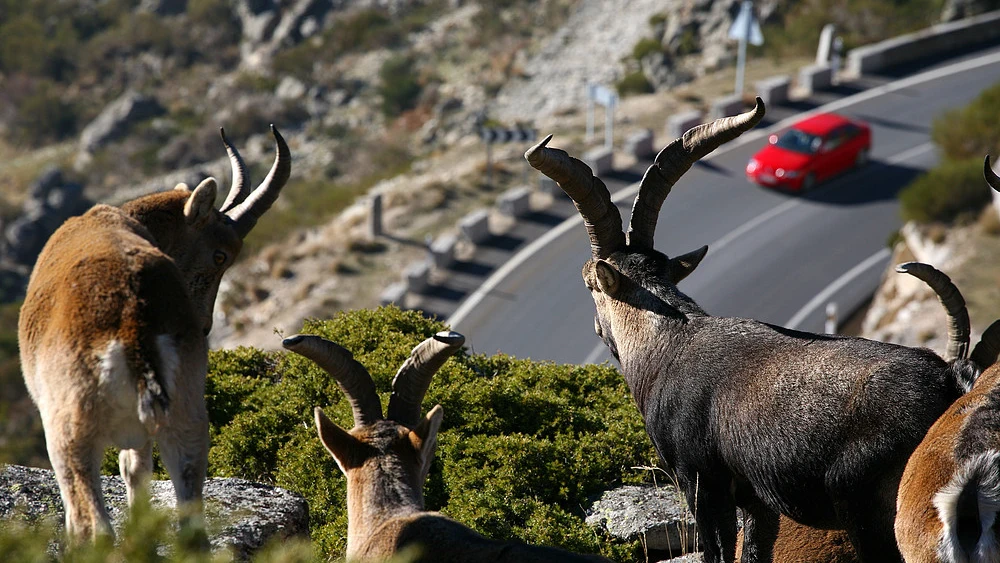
[746,159,759,172]
[777,169,801,179]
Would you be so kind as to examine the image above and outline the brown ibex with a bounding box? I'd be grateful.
[525,99,972,562]
[18,126,290,539]
[894,158,1000,563]
[282,332,611,562]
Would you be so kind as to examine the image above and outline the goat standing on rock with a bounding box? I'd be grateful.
[526,99,969,563]
[282,331,612,562]
[18,126,290,540]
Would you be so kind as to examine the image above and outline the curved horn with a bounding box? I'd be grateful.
[627,98,766,250]
[525,135,625,259]
[226,125,292,238]
[219,127,250,213]
[896,262,970,362]
[386,331,465,427]
[971,319,1000,371]
[985,155,1000,192]
[282,334,382,427]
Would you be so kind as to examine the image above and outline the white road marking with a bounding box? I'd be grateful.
[448,50,1000,330]
[784,247,893,330]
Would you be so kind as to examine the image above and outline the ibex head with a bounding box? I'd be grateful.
[282,332,464,506]
[525,100,765,361]
[122,126,290,334]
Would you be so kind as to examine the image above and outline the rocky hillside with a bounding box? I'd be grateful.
[0,0,970,354]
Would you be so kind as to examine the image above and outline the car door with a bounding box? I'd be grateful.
[816,128,846,180]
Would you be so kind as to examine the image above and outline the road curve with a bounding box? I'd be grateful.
[450,49,1000,365]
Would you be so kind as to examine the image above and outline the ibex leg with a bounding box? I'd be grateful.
[119,441,153,507]
[45,422,111,539]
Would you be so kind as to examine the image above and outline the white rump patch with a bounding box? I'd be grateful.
[99,340,130,390]
[934,450,1000,563]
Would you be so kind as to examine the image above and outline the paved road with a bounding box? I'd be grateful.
[448,48,1000,365]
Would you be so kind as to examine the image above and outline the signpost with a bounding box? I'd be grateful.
[728,0,763,95]
[586,83,618,150]
[479,126,538,187]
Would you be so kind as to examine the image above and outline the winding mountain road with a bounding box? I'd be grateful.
[449,48,1000,365]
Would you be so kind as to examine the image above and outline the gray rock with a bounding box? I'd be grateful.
[0,465,309,560]
[585,484,698,553]
[79,91,166,153]
[276,76,308,100]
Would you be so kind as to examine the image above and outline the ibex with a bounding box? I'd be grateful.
[282,332,612,562]
[737,516,857,563]
[525,99,970,563]
[18,126,290,539]
[894,159,1000,563]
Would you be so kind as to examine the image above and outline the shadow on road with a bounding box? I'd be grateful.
[766,160,921,205]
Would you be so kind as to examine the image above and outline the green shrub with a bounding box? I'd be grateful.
[9,79,79,147]
[933,81,1000,161]
[378,55,423,117]
[631,37,663,61]
[616,71,654,97]
[899,157,992,224]
[205,307,656,561]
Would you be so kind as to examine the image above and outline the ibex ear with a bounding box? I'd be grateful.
[669,245,708,284]
[184,178,218,227]
[315,407,362,474]
[594,260,621,297]
[409,404,443,482]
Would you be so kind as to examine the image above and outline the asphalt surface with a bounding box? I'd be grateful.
[421,47,1000,365]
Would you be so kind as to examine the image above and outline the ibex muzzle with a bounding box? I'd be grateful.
[18,126,290,540]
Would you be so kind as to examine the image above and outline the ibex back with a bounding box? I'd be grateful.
[18,126,290,539]
[526,100,971,563]
[283,332,611,562]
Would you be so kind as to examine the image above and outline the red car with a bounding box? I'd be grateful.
[746,113,871,191]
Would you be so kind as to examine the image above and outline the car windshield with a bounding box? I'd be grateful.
[774,129,822,154]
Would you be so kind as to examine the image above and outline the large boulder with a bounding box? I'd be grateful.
[0,465,309,560]
[78,91,166,154]
[585,484,699,555]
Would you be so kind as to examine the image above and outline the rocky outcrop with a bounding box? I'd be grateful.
[0,465,309,560]
[0,167,90,302]
[585,484,699,556]
[77,91,166,156]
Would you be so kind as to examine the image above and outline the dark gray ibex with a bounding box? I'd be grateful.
[525,99,970,563]
[18,126,290,539]
[282,332,611,562]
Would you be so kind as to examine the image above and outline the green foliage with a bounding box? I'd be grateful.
[205,307,655,561]
[7,79,79,147]
[899,157,991,224]
[932,81,1000,161]
[631,38,663,61]
[378,55,423,117]
[649,13,668,27]
[616,71,654,97]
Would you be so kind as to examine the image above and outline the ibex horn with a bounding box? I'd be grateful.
[627,98,766,250]
[896,262,970,362]
[218,127,250,214]
[985,155,1000,192]
[971,319,1000,371]
[283,334,383,427]
[525,135,625,259]
[225,125,292,239]
[386,331,465,427]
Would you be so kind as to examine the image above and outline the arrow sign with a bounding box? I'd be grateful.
[728,1,763,46]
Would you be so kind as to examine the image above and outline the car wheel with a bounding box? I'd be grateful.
[801,173,816,192]
[855,148,870,168]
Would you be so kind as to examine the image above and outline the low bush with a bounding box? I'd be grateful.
[899,156,991,224]
[378,55,423,117]
[631,37,663,61]
[933,81,1000,161]
[206,307,656,560]
[616,71,654,97]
